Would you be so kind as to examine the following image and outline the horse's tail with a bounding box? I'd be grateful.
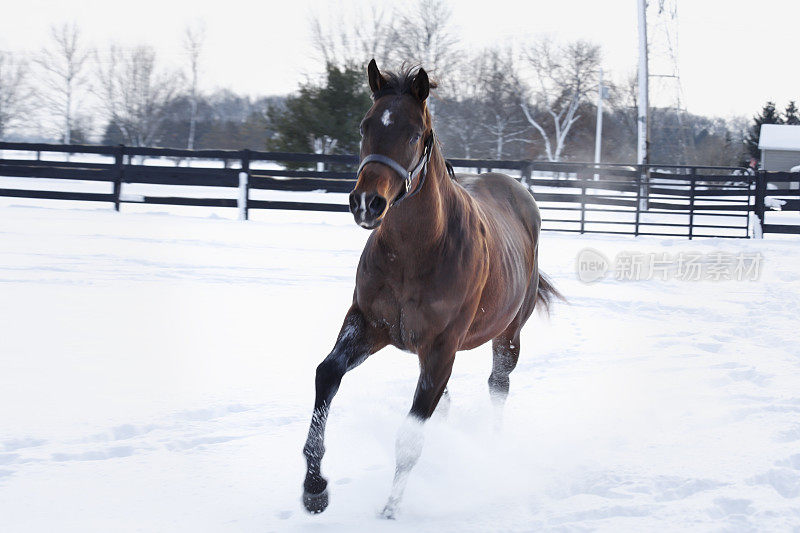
[535,271,565,316]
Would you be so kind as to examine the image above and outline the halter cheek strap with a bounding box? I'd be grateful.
[357,133,434,207]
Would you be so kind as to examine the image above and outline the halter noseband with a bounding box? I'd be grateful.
[356,133,435,207]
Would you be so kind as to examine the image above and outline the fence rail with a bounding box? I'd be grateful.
[1,141,795,239]
[754,171,800,235]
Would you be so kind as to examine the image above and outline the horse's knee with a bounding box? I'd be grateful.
[315,357,345,393]
[316,357,341,379]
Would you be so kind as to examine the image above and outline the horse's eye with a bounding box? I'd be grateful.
[409,134,421,145]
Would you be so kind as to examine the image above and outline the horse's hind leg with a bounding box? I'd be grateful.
[302,306,387,514]
[488,330,521,429]
[489,271,538,428]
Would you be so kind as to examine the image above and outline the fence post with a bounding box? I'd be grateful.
[521,161,532,189]
[745,172,754,238]
[238,149,251,221]
[579,174,586,234]
[638,165,649,211]
[688,167,696,240]
[753,170,766,238]
[112,144,124,211]
[634,165,642,236]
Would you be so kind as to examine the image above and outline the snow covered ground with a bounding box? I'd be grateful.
[1,203,799,532]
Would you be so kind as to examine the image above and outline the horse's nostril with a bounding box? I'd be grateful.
[348,192,359,211]
[368,195,386,216]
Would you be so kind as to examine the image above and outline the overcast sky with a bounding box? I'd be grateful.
[2,0,798,119]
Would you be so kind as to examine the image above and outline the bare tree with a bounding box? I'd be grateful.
[36,23,92,144]
[309,1,458,78]
[436,57,484,158]
[476,49,529,159]
[0,52,31,140]
[437,98,481,158]
[393,0,459,78]
[308,1,458,122]
[184,22,205,150]
[309,6,396,69]
[521,38,601,161]
[95,45,181,147]
[607,71,639,138]
[392,0,459,118]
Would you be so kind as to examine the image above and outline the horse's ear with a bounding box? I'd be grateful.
[367,59,387,94]
[411,68,430,102]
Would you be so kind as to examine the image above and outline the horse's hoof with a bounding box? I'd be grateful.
[380,505,397,520]
[302,474,329,514]
[302,489,329,514]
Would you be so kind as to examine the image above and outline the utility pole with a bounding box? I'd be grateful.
[637,0,650,209]
[594,68,605,180]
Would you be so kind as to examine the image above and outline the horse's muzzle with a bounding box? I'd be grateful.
[349,191,387,229]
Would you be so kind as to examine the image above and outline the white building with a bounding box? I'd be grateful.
[758,124,800,172]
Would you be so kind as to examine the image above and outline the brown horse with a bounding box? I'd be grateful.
[301,59,561,519]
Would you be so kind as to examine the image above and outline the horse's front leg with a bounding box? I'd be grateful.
[302,306,386,514]
[381,340,456,519]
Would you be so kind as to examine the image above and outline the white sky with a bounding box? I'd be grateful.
[1,0,798,119]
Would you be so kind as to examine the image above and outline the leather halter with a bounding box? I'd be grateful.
[356,133,435,207]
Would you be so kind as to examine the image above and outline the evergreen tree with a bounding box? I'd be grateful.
[101,122,125,145]
[266,63,370,167]
[784,101,800,125]
[745,101,784,159]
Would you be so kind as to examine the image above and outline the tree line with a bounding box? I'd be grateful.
[278,1,765,167]
[0,21,279,150]
[0,1,795,168]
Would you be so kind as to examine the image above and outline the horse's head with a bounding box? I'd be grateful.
[349,59,435,229]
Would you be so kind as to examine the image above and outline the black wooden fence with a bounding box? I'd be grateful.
[452,158,755,239]
[752,171,800,235]
[1,141,796,238]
